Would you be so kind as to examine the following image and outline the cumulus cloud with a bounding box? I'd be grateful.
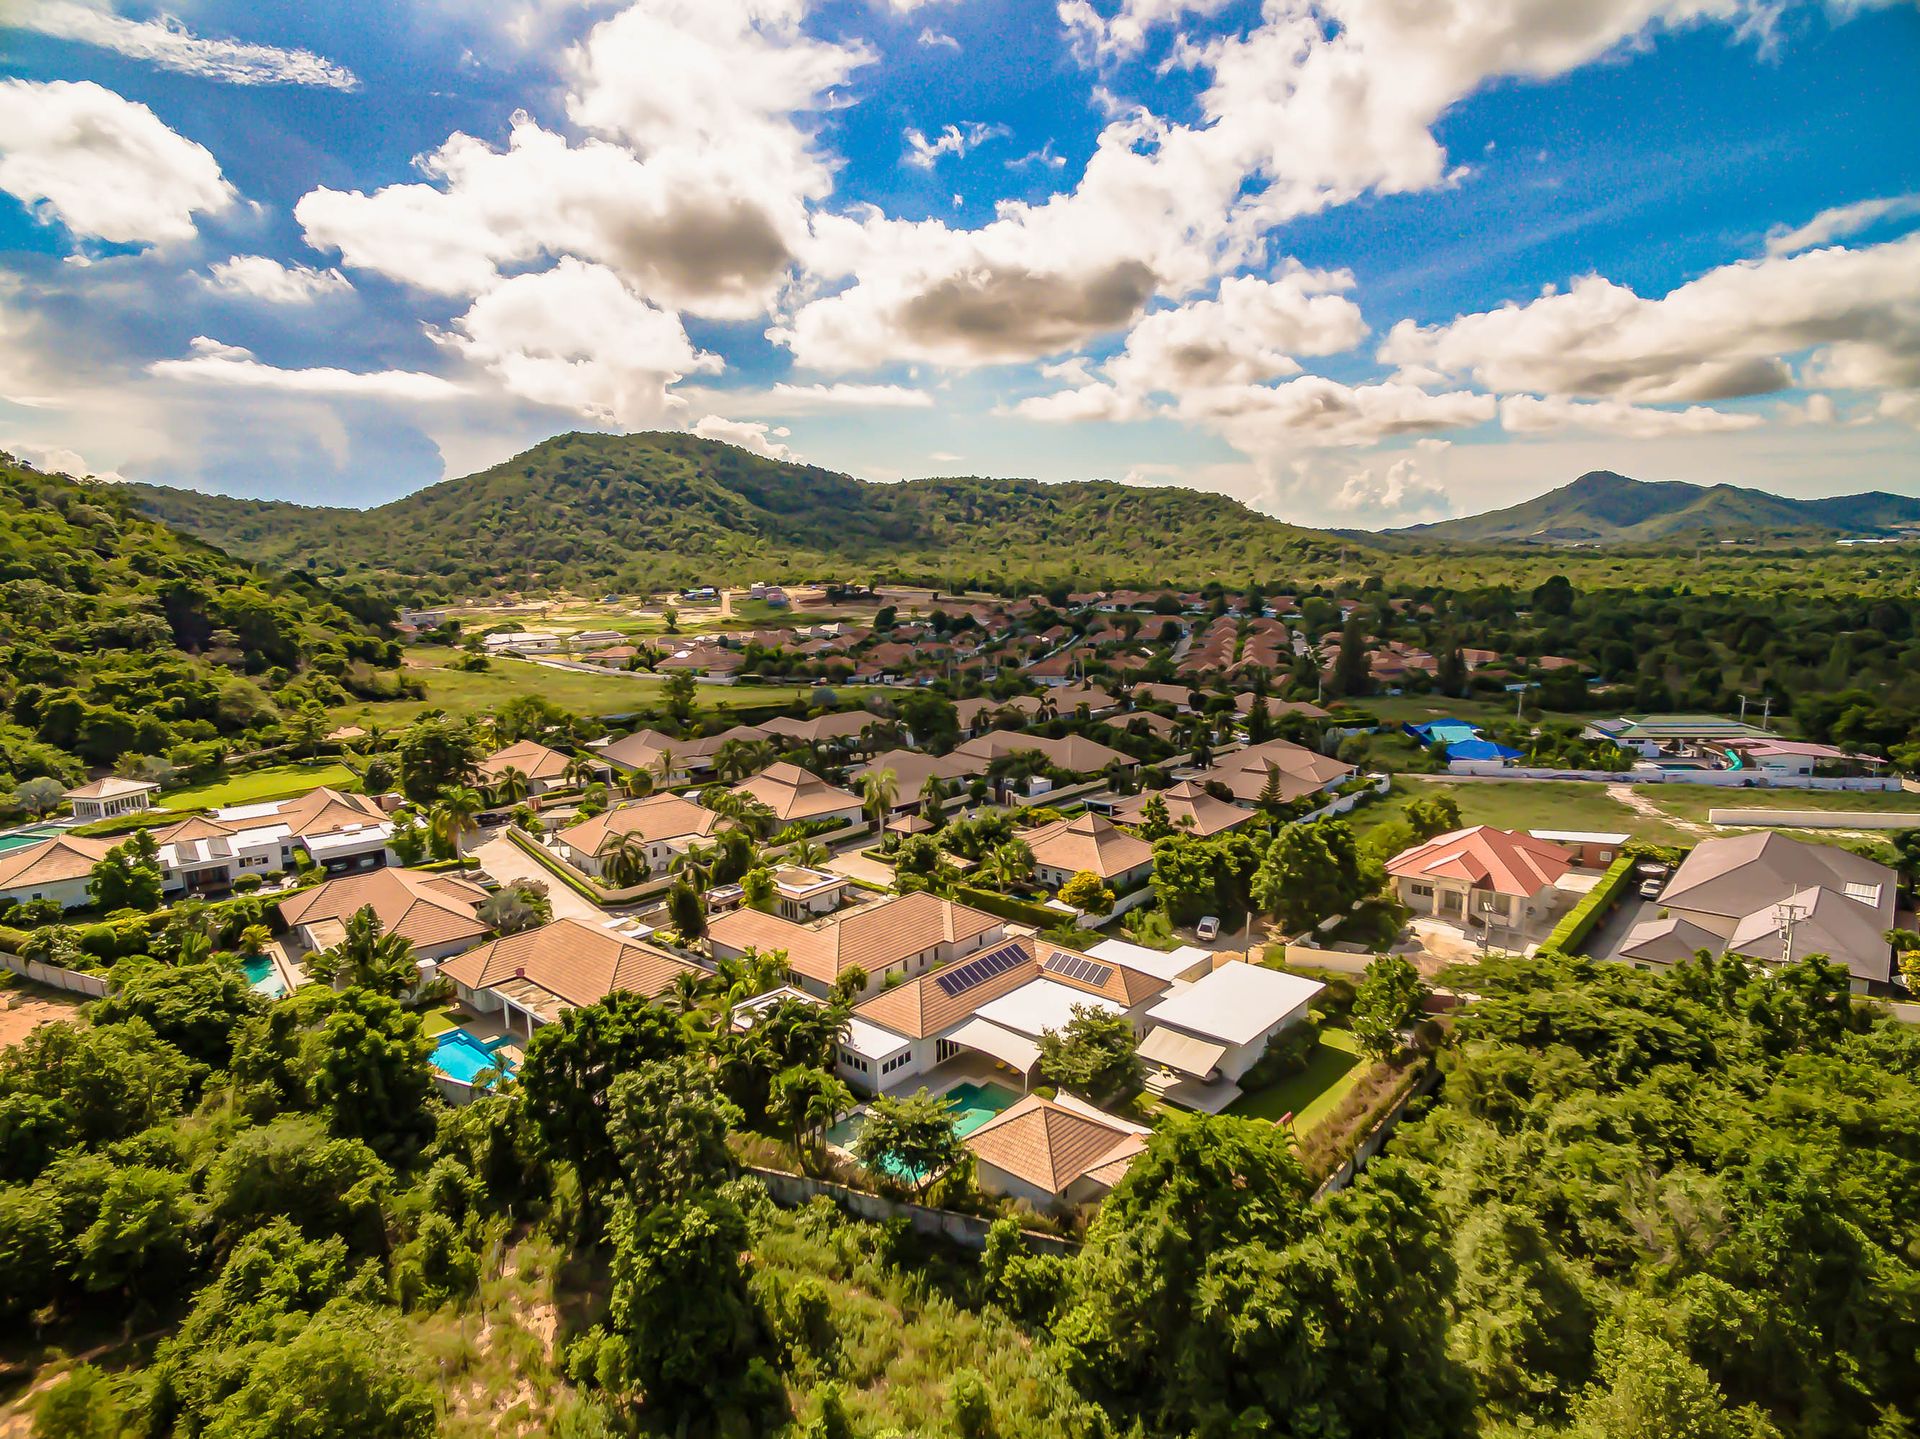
[0,79,234,244]
[1765,192,1920,256]
[206,255,352,303]
[440,258,721,425]
[297,0,869,319]
[759,382,934,411]
[1497,394,1764,437]
[149,338,463,400]
[1329,451,1455,523]
[1057,0,1233,64]
[1010,381,1141,423]
[1382,235,1920,403]
[11,2,359,89]
[903,121,1009,169]
[2,437,124,483]
[1180,376,1496,450]
[692,414,794,458]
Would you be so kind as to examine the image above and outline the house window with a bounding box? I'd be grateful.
[1410,883,1433,898]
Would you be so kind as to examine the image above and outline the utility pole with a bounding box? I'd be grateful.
[1777,898,1807,966]
[1738,693,1748,722]
[1761,696,1772,731]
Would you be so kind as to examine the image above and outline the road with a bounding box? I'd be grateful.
[471,830,613,925]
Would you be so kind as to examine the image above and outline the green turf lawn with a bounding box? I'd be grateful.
[159,761,359,811]
[1346,776,1675,842]
[326,649,885,726]
[418,1006,461,1039]
[1226,1026,1369,1132]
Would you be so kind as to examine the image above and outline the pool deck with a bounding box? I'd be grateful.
[823,1056,1030,1162]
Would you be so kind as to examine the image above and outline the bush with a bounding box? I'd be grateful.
[952,885,1062,929]
[1239,1012,1322,1089]
[1544,854,1636,955]
[233,874,264,893]
[79,923,120,960]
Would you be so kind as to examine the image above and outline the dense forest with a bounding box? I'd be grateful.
[0,455,408,808]
[123,432,1362,598]
[2,938,1912,1437]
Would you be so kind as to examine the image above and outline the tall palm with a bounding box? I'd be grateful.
[431,786,484,870]
[308,905,417,996]
[564,755,599,789]
[712,739,755,783]
[673,841,717,894]
[668,967,707,1018]
[860,767,898,829]
[983,838,1034,891]
[602,831,651,888]
[785,839,830,870]
[653,747,677,787]
[236,924,272,959]
[492,765,530,806]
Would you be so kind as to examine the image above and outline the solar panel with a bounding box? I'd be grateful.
[1045,952,1114,987]
[934,941,1027,997]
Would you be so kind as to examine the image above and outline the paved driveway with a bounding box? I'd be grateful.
[471,831,612,925]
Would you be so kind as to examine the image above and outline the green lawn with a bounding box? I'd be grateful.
[1358,694,1589,730]
[1346,777,1671,842]
[1226,1026,1370,1132]
[417,1005,461,1038]
[159,761,359,811]
[326,649,886,726]
[1646,785,1920,824]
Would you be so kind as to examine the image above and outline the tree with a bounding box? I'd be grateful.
[477,880,551,935]
[1350,954,1422,1058]
[663,671,697,726]
[519,992,683,1230]
[853,1089,963,1199]
[206,1115,392,1250]
[1058,869,1115,915]
[785,838,830,870]
[430,785,484,870]
[601,831,652,888]
[772,1065,853,1169]
[1404,791,1463,842]
[17,775,67,817]
[741,866,776,911]
[198,1306,436,1439]
[1331,617,1370,698]
[286,704,329,760]
[491,763,531,805]
[1137,793,1172,840]
[87,829,164,912]
[666,879,706,941]
[93,960,260,1067]
[76,1163,197,1305]
[980,838,1034,892]
[1251,820,1368,932]
[606,1056,741,1212]
[397,716,480,803]
[305,906,419,997]
[861,766,898,829]
[1038,1005,1140,1101]
[310,988,435,1154]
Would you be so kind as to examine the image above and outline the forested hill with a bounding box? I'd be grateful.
[122,431,1366,598]
[1393,469,1920,546]
[0,453,406,788]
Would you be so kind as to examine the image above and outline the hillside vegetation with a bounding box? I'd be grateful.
[124,432,1361,598]
[1395,470,1920,546]
[0,453,406,799]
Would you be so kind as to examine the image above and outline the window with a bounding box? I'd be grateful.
[1410,883,1433,898]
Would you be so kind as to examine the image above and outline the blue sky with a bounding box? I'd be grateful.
[1,0,1916,526]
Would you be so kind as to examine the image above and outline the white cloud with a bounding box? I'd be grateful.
[1764,192,1920,256]
[903,121,1009,170]
[917,27,960,50]
[2,438,124,483]
[692,414,794,459]
[297,0,870,319]
[1057,0,1233,64]
[148,341,464,400]
[1497,394,1764,437]
[440,258,721,425]
[11,2,359,89]
[1383,234,1920,402]
[1329,451,1455,523]
[206,255,352,304]
[760,382,934,411]
[0,79,234,244]
[1180,376,1496,450]
[1010,381,1141,423]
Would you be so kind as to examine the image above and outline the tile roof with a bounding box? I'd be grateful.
[479,740,575,784]
[709,890,1002,988]
[1109,780,1250,837]
[1209,739,1354,804]
[277,867,491,949]
[0,833,112,889]
[964,1093,1146,1197]
[852,936,1165,1039]
[730,764,862,823]
[439,917,698,1021]
[1385,826,1575,897]
[1022,812,1154,880]
[558,793,724,856]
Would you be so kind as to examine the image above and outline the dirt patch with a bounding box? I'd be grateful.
[0,988,86,1050]
[1607,783,1708,836]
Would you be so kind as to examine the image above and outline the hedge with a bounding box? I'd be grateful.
[505,827,615,906]
[952,885,1065,929]
[1544,854,1636,956]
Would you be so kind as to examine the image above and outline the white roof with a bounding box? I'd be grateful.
[1138,1026,1229,1078]
[1528,830,1630,845]
[1087,938,1212,983]
[1145,963,1322,1046]
[841,1014,913,1061]
[943,1016,1042,1073]
[972,977,1123,1038]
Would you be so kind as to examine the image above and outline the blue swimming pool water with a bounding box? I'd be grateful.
[241,955,286,998]
[431,1029,515,1087]
[826,1080,1021,1178]
[0,826,59,855]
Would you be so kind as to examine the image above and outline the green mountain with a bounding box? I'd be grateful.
[121,431,1366,599]
[0,452,405,789]
[1393,470,1920,546]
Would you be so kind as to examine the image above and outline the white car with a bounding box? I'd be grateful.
[1638,877,1664,900]
[1195,915,1221,941]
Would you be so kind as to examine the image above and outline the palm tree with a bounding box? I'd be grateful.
[288,705,329,761]
[712,738,756,783]
[785,839,830,870]
[860,767,899,829]
[653,747,677,787]
[492,764,530,806]
[623,767,655,799]
[673,841,717,894]
[236,924,272,959]
[307,905,417,996]
[601,831,651,888]
[668,967,707,1020]
[981,838,1034,892]
[564,755,600,790]
[431,786,484,870]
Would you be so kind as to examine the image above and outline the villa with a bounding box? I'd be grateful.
[708,890,1004,998]
[1020,812,1155,892]
[963,1093,1149,1208]
[592,723,773,784]
[153,787,396,895]
[707,865,850,921]
[1137,961,1324,1110]
[1109,779,1252,837]
[276,867,492,962]
[477,740,585,797]
[439,917,701,1035]
[62,776,159,821]
[0,833,114,910]
[1207,738,1355,807]
[553,793,725,880]
[727,763,864,830]
[1385,826,1576,940]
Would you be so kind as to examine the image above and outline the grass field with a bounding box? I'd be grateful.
[327,650,879,726]
[1347,777,1667,842]
[1645,785,1920,824]
[1226,1026,1369,1132]
[159,761,359,811]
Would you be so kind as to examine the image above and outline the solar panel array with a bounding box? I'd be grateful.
[934,941,1028,997]
[1045,952,1114,987]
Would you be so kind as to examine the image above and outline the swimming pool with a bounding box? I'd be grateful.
[826,1080,1022,1176]
[241,955,287,999]
[0,827,59,856]
[431,1029,516,1087]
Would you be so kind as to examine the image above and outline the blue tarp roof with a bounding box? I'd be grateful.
[1447,738,1524,762]
[1406,719,1482,745]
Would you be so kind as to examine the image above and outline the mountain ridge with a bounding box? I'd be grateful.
[1391,469,1920,546]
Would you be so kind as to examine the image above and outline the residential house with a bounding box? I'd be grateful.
[554,793,725,880]
[277,867,491,963]
[1234,693,1330,722]
[593,724,772,785]
[760,711,883,750]
[707,865,850,921]
[708,890,1004,999]
[1137,961,1324,1107]
[1624,832,1897,990]
[1109,779,1251,837]
[478,740,584,797]
[1385,826,1575,937]
[852,749,985,808]
[964,1093,1148,1208]
[953,730,1134,779]
[1207,738,1355,807]
[440,918,701,1036]
[154,787,396,895]
[728,763,864,830]
[1085,936,1216,984]
[839,935,1170,1093]
[0,834,114,910]
[63,776,159,821]
[1021,813,1155,892]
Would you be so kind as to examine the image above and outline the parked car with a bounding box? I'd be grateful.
[1195,915,1221,941]
[1638,876,1664,899]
